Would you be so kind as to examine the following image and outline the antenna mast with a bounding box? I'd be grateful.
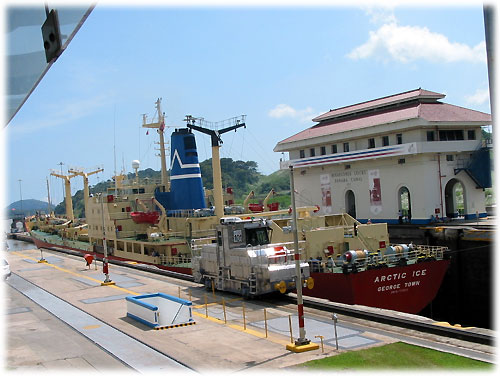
[142,98,169,190]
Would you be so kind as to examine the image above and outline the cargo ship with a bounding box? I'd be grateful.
[26,99,450,314]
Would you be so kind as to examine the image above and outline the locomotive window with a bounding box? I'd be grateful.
[245,228,269,246]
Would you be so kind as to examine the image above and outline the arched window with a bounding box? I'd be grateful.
[345,190,356,219]
[398,186,411,223]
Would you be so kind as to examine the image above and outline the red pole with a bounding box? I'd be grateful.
[290,165,310,346]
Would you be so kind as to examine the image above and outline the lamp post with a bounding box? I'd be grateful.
[285,165,318,352]
[99,193,114,285]
[18,179,23,216]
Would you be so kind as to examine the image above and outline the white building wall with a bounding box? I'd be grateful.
[291,149,486,224]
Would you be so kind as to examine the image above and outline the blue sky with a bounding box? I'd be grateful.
[2,2,491,208]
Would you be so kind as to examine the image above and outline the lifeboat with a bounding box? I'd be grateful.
[130,211,160,224]
[267,202,279,211]
[248,203,264,213]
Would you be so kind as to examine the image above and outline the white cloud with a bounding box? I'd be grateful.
[465,88,490,106]
[347,22,487,64]
[362,5,397,25]
[268,104,314,122]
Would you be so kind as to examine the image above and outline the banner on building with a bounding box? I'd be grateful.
[368,169,382,215]
[320,174,332,214]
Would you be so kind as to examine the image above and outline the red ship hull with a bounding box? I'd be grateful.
[305,259,450,314]
[30,235,192,275]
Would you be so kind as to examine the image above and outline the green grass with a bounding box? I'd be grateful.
[299,342,492,370]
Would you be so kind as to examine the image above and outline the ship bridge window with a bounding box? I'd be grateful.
[245,228,269,246]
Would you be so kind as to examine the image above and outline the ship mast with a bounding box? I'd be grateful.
[68,167,104,219]
[46,177,52,216]
[50,170,78,221]
[142,98,169,191]
[185,114,246,219]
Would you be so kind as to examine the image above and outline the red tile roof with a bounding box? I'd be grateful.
[312,88,445,122]
[275,89,491,149]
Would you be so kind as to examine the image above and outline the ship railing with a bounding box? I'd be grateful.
[159,254,191,266]
[346,245,447,271]
[318,244,448,273]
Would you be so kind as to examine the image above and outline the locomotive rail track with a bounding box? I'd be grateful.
[28,242,494,347]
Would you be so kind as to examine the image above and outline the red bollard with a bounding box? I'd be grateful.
[84,254,94,269]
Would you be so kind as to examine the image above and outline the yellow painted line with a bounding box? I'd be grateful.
[193,297,243,309]
[434,321,475,330]
[191,310,290,346]
[83,325,101,330]
[11,251,141,296]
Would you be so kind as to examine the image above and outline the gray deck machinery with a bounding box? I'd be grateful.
[191,217,311,297]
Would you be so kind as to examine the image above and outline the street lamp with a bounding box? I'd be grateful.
[18,179,23,216]
[98,193,114,286]
[286,165,319,353]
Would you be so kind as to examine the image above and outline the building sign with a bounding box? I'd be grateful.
[320,174,332,214]
[368,169,382,215]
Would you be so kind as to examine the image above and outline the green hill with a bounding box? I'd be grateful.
[50,159,291,218]
[5,199,55,218]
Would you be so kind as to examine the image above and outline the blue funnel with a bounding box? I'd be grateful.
[155,128,206,211]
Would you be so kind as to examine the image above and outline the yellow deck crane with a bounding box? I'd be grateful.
[50,170,78,221]
[185,114,246,219]
[68,167,104,219]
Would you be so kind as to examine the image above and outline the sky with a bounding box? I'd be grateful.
[1,0,493,209]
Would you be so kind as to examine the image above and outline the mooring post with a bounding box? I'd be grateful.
[204,294,208,318]
[242,302,246,330]
[264,308,268,338]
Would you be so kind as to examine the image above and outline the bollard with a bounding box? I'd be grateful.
[188,289,192,302]
[204,294,208,318]
[288,315,293,343]
[211,280,215,298]
[178,286,181,299]
[332,313,339,351]
[264,308,268,338]
[242,303,247,331]
[222,298,227,324]
[314,335,324,353]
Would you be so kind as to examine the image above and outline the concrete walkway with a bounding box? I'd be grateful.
[7,273,194,373]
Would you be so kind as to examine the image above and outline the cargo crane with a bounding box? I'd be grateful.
[50,170,78,221]
[68,167,104,219]
[184,114,246,219]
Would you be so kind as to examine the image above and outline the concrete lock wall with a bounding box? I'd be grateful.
[126,293,194,328]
